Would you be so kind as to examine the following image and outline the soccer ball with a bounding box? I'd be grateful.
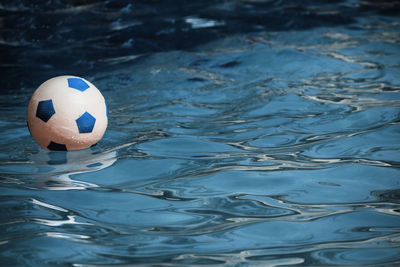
[27,76,108,151]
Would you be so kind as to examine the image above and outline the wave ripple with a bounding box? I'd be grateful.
[1,0,400,265]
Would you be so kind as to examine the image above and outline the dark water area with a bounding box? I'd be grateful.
[2,0,399,91]
[1,0,400,266]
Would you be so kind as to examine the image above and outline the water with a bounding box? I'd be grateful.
[1,0,400,266]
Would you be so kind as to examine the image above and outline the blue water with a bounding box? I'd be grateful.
[1,1,400,266]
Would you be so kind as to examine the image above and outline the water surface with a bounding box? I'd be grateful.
[1,0,400,266]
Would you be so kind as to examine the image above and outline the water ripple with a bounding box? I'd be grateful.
[1,1,400,265]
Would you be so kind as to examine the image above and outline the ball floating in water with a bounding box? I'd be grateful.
[27,76,108,151]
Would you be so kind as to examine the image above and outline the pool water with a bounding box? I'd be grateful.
[1,1,400,266]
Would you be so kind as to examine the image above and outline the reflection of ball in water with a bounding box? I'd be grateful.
[27,76,108,151]
[29,148,117,190]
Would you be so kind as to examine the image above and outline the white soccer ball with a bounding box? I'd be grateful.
[27,75,108,151]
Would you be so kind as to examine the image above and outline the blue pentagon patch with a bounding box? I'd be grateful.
[76,112,96,133]
[36,99,55,122]
[68,78,89,92]
[47,141,68,151]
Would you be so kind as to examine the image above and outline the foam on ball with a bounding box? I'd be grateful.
[27,76,108,151]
